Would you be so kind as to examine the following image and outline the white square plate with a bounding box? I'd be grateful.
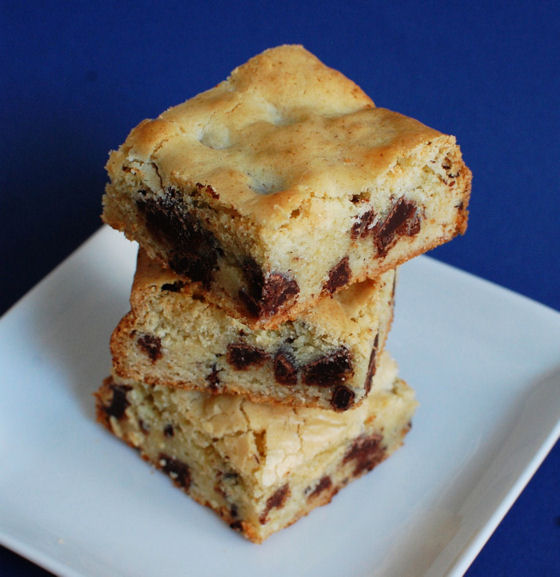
[1,226,559,577]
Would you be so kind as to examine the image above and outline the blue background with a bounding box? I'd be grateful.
[1,1,558,575]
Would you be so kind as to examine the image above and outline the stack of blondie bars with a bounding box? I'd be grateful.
[96,45,471,543]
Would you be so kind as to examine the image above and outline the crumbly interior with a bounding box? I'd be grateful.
[102,45,471,327]
[96,351,417,543]
[111,251,396,411]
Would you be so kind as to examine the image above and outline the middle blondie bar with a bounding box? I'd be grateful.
[111,249,396,411]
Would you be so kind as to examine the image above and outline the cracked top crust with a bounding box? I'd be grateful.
[105,44,450,227]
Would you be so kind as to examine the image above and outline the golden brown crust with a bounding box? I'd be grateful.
[105,45,375,220]
[105,70,451,227]
[104,45,467,228]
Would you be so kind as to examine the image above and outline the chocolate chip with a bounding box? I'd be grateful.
[239,291,259,317]
[159,453,191,489]
[351,209,375,239]
[239,257,262,297]
[364,333,379,394]
[441,158,460,179]
[273,349,298,385]
[223,471,240,483]
[136,188,222,287]
[230,520,243,532]
[206,364,221,391]
[105,384,131,419]
[343,434,385,476]
[302,347,354,387]
[308,476,333,499]
[323,256,351,295]
[374,198,421,256]
[259,484,290,524]
[261,273,299,316]
[238,257,267,317]
[226,342,269,370]
[230,504,239,518]
[161,281,185,292]
[163,424,174,437]
[331,385,355,410]
[239,257,299,318]
[137,334,162,362]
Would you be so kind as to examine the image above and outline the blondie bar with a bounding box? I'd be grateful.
[95,351,417,543]
[102,45,471,327]
[111,249,395,411]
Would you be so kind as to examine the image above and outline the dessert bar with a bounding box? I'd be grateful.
[111,249,395,411]
[96,351,417,543]
[102,45,471,327]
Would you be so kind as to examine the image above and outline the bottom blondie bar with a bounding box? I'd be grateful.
[95,351,417,543]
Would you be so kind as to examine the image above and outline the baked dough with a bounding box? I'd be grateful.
[111,249,395,411]
[96,350,417,543]
[102,45,471,328]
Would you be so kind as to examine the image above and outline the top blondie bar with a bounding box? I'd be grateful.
[103,45,471,328]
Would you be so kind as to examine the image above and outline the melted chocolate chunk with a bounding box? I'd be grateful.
[239,257,263,302]
[374,198,421,256]
[230,520,243,532]
[137,333,162,362]
[308,476,333,499]
[364,333,379,394]
[351,209,375,239]
[239,257,299,318]
[160,281,185,292]
[323,256,351,295]
[159,453,191,489]
[226,342,269,370]
[331,385,355,410]
[105,384,131,419]
[239,293,258,317]
[302,347,354,387]
[343,433,385,476]
[206,364,221,391]
[259,484,290,524]
[163,424,174,437]
[274,349,298,385]
[262,273,299,315]
[136,188,222,287]
[351,193,366,204]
